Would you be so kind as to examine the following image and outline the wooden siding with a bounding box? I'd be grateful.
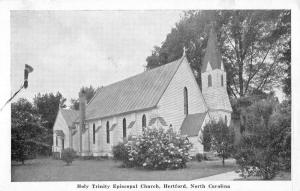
[81,109,155,156]
[188,136,204,155]
[201,69,232,112]
[156,57,207,132]
[52,110,69,153]
[208,111,231,126]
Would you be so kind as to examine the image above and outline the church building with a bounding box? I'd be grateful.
[52,28,232,157]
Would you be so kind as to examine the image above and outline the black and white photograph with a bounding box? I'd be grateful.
[0,0,298,190]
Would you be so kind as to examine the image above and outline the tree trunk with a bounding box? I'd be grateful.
[222,157,225,166]
[238,61,244,97]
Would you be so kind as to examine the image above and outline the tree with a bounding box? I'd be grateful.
[146,10,291,98]
[234,98,291,179]
[33,92,66,155]
[11,98,47,164]
[279,40,291,97]
[200,124,211,152]
[70,85,97,110]
[202,120,235,166]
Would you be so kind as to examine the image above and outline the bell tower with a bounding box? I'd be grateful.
[201,26,232,124]
[201,27,227,92]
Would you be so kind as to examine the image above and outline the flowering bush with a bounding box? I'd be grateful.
[113,127,192,170]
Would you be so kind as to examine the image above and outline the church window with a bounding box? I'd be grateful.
[208,75,212,87]
[123,118,127,138]
[184,87,188,115]
[62,139,64,150]
[56,136,58,146]
[93,123,96,144]
[106,121,110,143]
[142,114,147,128]
[221,74,224,86]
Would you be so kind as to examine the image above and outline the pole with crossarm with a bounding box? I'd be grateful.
[0,64,34,111]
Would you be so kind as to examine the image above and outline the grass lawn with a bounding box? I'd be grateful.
[11,158,237,181]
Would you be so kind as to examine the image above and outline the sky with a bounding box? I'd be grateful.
[11,10,183,106]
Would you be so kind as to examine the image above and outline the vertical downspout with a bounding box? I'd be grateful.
[69,126,73,149]
[79,90,86,155]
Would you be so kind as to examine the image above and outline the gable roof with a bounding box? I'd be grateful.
[84,56,184,121]
[180,112,207,136]
[60,109,79,127]
[201,28,222,73]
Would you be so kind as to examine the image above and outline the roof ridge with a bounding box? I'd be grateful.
[87,57,183,107]
[106,58,180,89]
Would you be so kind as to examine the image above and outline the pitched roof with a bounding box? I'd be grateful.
[60,109,79,127]
[180,112,207,136]
[148,116,168,126]
[201,28,222,73]
[83,56,184,121]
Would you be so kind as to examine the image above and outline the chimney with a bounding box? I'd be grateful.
[79,89,86,154]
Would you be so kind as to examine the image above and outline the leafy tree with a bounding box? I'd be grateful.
[33,92,66,155]
[200,124,211,152]
[279,40,291,96]
[234,98,291,179]
[11,98,47,164]
[70,85,97,110]
[146,10,290,98]
[202,120,235,166]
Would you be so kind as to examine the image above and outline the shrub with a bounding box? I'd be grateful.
[61,148,76,165]
[200,125,211,152]
[195,153,204,162]
[112,141,136,167]
[113,127,192,170]
[234,99,291,180]
[203,153,209,161]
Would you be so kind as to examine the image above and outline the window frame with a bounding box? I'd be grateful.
[208,74,212,87]
[184,87,188,115]
[123,118,126,138]
[221,74,224,86]
[142,114,146,128]
[106,121,110,144]
[93,123,96,144]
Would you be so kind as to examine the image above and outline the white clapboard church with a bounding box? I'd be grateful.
[52,28,232,157]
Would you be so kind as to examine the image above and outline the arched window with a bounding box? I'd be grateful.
[106,121,110,143]
[56,136,58,146]
[225,115,228,126]
[123,118,126,138]
[62,139,64,150]
[142,114,147,128]
[184,87,188,115]
[221,74,224,86]
[208,74,212,87]
[93,123,96,144]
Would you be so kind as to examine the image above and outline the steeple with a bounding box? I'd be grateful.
[201,26,222,73]
[182,46,187,58]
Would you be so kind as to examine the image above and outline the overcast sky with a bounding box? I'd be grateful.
[11,10,182,106]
